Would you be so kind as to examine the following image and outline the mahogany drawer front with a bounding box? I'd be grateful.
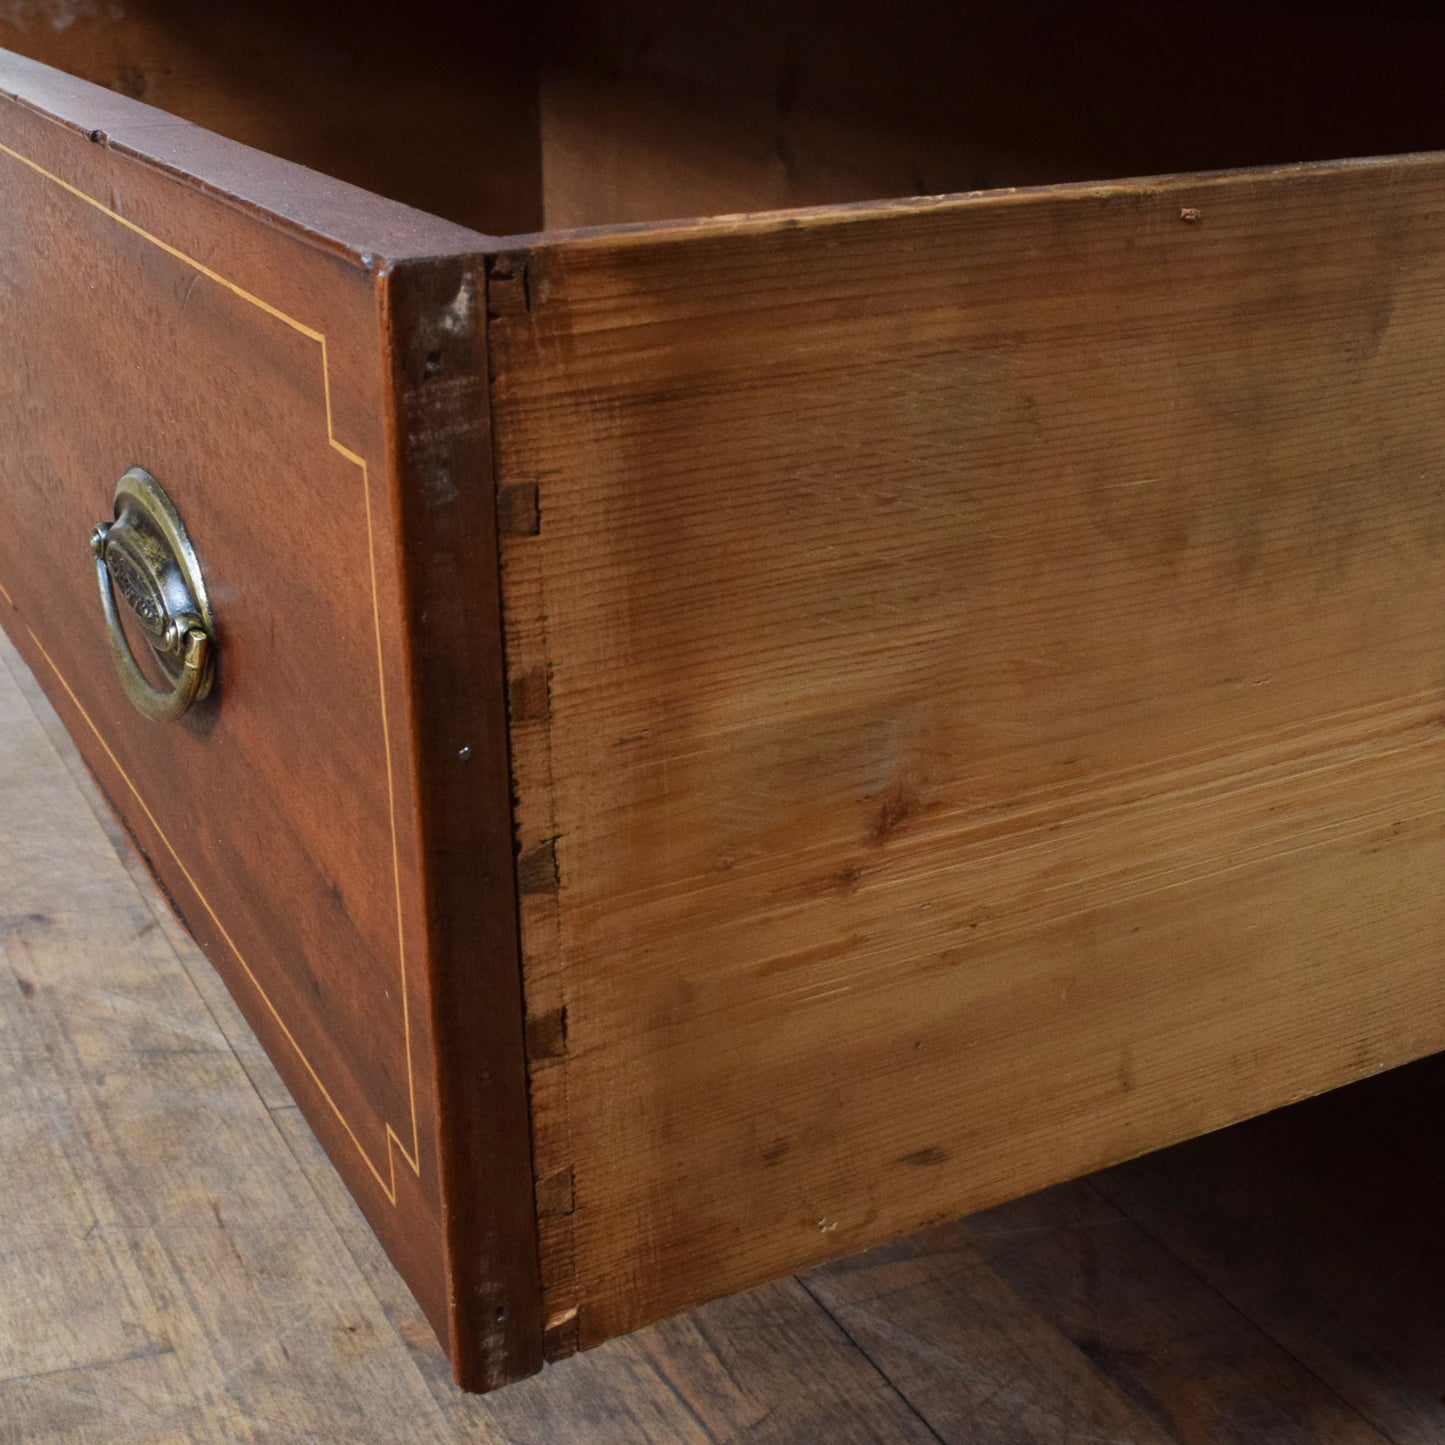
[0,53,537,1387]
[5,26,1445,1393]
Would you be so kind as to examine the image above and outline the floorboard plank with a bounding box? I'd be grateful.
[0,635,450,1445]
[802,1226,1177,1445]
[0,638,294,1117]
[809,1177,1389,1444]
[1093,1085,1445,1444]
[272,1102,942,1444]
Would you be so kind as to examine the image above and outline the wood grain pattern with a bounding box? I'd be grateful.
[7,616,1445,1439]
[0,51,537,1386]
[12,3,1445,1392]
[491,153,1445,1346]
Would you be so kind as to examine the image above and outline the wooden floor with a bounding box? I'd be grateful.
[2,625,1444,1445]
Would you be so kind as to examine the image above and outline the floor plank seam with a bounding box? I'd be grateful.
[6,636,299,1122]
[794,1274,948,1444]
[262,1098,455,1423]
[640,1352,724,1444]
[1082,1177,1403,1445]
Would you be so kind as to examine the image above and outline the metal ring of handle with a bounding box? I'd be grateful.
[89,467,216,723]
[92,534,211,722]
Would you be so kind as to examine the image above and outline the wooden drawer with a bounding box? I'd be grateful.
[4,0,1445,1392]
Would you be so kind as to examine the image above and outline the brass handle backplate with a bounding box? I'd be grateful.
[90,466,215,722]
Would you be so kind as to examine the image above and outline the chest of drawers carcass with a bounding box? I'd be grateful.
[3,0,1445,1391]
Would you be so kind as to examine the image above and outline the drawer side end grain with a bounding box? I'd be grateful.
[384,256,542,1389]
[487,251,583,1360]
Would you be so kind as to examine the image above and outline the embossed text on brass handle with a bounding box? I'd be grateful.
[89,467,215,722]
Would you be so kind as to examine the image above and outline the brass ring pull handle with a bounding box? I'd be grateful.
[89,467,216,722]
